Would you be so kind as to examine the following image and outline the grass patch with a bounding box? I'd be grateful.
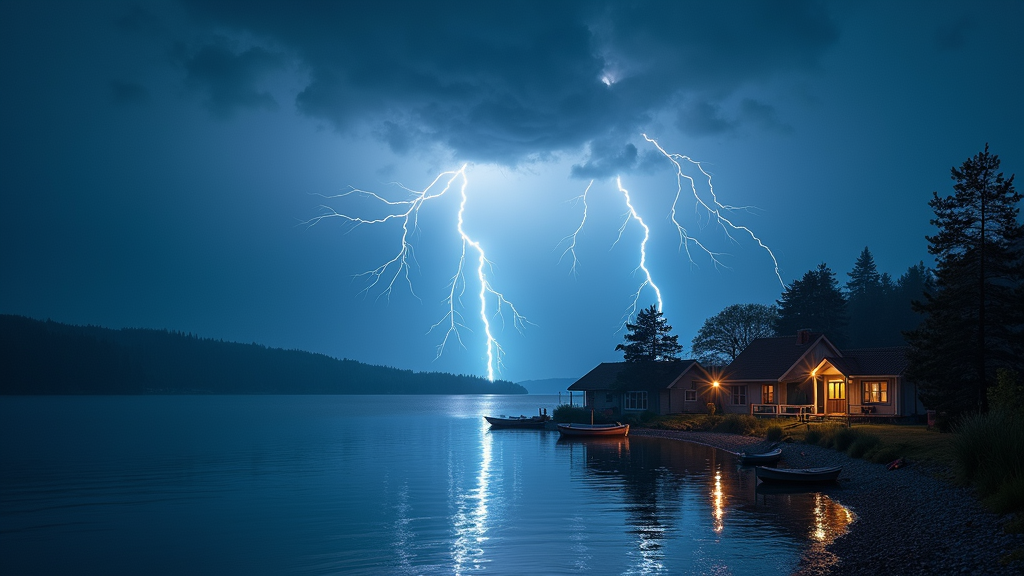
[952,411,1024,514]
[765,424,783,442]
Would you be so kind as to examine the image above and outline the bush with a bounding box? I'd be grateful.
[952,411,1024,513]
[833,427,859,452]
[765,424,783,442]
[848,433,881,459]
[553,404,613,424]
[866,443,903,464]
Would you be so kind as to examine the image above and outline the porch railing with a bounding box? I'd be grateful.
[749,404,814,418]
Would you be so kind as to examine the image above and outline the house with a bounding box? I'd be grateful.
[714,329,924,418]
[567,360,711,416]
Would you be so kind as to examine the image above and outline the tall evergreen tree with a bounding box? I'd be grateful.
[906,145,1024,414]
[846,247,884,347]
[691,303,777,365]
[775,263,849,346]
[616,305,683,362]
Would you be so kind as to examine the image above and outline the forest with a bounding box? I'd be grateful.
[0,315,526,395]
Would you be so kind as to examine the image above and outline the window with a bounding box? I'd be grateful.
[828,380,846,400]
[862,381,888,403]
[762,384,775,404]
[730,385,747,405]
[684,389,697,401]
[623,391,648,410]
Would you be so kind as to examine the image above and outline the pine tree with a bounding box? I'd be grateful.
[775,263,849,346]
[906,145,1024,414]
[846,247,884,347]
[616,305,683,362]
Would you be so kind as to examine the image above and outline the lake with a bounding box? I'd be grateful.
[1,395,852,575]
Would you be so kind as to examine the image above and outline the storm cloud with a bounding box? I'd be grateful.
[175,0,837,167]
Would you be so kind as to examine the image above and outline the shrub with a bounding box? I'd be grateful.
[952,411,1024,513]
[765,424,783,442]
[833,427,859,452]
[553,404,611,424]
[848,433,881,459]
[804,427,822,445]
[866,443,903,464]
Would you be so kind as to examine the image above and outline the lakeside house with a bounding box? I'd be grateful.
[570,330,924,420]
[710,330,925,419]
[567,360,711,416]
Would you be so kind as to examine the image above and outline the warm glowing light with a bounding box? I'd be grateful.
[712,381,720,387]
[712,470,724,533]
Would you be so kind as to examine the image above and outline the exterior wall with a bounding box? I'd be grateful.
[717,383,754,414]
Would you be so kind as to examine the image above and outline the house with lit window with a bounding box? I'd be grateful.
[712,330,925,419]
[567,360,712,416]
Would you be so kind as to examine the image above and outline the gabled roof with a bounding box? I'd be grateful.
[568,360,702,391]
[723,332,840,382]
[816,347,910,377]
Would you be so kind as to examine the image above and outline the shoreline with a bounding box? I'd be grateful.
[631,428,1024,576]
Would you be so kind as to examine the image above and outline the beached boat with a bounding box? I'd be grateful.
[755,465,841,483]
[484,415,550,429]
[556,422,629,437]
[738,447,783,466]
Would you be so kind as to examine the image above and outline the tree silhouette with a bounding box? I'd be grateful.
[775,263,849,346]
[906,145,1023,414]
[616,305,682,362]
[691,303,777,364]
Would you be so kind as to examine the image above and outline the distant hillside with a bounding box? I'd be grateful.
[517,377,578,394]
[0,315,526,395]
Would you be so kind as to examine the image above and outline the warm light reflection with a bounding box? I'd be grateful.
[798,492,857,573]
[451,418,492,574]
[712,470,724,533]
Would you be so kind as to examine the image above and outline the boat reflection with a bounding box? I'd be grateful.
[559,436,855,574]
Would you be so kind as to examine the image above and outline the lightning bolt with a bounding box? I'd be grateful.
[557,179,592,277]
[643,134,786,288]
[613,176,664,322]
[308,165,526,381]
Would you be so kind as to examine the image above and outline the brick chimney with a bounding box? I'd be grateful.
[796,329,811,345]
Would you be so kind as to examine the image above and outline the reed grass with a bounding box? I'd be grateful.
[952,411,1024,514]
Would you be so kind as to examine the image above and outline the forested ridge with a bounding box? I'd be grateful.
[0,315,526,395]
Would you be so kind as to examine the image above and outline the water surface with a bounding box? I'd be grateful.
[1,395,851,574]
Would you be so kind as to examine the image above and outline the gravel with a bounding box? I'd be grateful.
[631,428,1024,576]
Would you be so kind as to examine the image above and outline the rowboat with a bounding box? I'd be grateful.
[484,415,549,429]
[738,447,783,466]
[755,465,841,483]
[556,422,629,437]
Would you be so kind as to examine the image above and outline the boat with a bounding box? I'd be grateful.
[738,447,783,466]
[556,422,629,437]
[755,465,842,483]
[484,415,550,429]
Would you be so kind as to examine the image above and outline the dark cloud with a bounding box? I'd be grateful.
[180,39,285,117]
[109,80,150,106]
[676,100,735,136]
[571,142,638,180]
[177,0,837,164]
[739,98,792,134]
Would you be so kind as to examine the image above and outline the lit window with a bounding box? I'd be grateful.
[762,384,775,404]
[624,391,648,410]
[730,386,747,405]
[862,381,888,403]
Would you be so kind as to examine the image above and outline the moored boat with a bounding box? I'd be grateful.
[484,415,549,429]
[755,465,841,483]
[556,422,629,437]
[738,447,783,466]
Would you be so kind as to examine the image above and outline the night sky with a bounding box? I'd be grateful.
[2,1,1021,384]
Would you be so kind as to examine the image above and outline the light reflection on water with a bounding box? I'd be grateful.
[1,395,853,575]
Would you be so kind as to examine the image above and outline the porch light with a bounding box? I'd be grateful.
[712,381,720,387]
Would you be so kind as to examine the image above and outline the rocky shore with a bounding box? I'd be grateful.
[632,428,1024,576]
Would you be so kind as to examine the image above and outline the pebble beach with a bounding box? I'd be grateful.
[631,428,1024,576]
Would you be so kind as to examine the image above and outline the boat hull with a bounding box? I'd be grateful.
[755,465,841,483]
[484,416,549,429]
[738,447,783,466]
[556,423,629,437]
